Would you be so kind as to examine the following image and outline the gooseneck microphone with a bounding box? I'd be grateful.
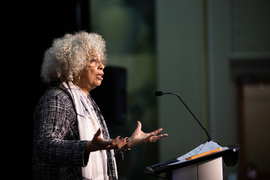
[155,91,212,141]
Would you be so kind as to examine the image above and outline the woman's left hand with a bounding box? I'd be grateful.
[127,121,168,148]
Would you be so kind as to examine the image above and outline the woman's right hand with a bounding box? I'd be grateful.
[85,128,128,153]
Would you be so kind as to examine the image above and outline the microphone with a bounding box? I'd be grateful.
[155,91,212,141]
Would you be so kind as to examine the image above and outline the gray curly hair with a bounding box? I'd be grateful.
[41,31,107,83]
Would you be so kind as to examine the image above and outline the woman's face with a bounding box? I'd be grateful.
[77,56,105,94]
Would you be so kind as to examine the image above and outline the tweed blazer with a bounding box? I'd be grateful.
[32,84,124,180]
[31,85,89,179]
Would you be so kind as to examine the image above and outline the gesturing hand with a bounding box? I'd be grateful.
[128,121,168,148]
[85,128,128,153]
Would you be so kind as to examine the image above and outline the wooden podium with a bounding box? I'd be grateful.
[144,144,240,180]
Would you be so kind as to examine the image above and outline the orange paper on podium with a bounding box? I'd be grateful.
[185,147,222,160]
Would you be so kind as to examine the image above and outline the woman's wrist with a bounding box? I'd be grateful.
[85,141,93,153]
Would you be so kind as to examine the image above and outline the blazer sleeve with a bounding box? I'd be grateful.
[33,89,89,167]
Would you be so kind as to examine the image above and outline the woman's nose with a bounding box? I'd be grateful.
[98,62,105,70]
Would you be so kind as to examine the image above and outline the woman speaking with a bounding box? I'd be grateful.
[31,31,167,180]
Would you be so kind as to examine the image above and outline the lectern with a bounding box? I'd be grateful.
[144,144,240,180]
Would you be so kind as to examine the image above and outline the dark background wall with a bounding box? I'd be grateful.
[10,1,90,178]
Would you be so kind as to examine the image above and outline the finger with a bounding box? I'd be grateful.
[136,121,142,131]
[114,136,122,140]
[117,137,128,147]
[151,134,168,142]
[112,136,122,144]
[162,134,168,137]
[152,128,163,136]
[111,136,125,144]
[118,137,128,144]
[111,137,128,149]
[94,128,102,138]
[145,133,155,142]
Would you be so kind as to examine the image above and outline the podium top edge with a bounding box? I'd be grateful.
[144,144,240,175]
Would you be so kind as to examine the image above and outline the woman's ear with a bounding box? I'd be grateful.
[73,74,81,85]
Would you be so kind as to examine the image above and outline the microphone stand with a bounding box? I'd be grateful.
[157,91,212,142]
